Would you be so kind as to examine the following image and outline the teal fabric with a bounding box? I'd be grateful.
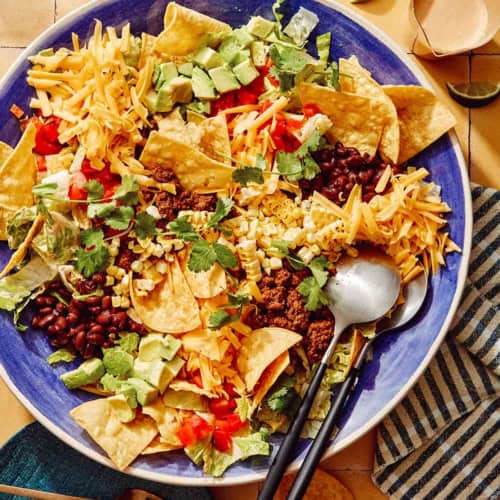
[0,422,212,500]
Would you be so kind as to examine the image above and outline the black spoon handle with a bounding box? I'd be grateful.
[286,343,370,500]
[257,361,328,500]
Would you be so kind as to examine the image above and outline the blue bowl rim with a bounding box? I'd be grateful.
[0,0,473,486]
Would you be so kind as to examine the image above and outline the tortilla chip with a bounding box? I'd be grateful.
[339,56,399,163]
[0,123,37,240]
[142,399,182,446]
[70,398,157,470]
[298,83,385,158]
[130,256,201,334]
[156,108,203,149]
[277,469,354,500]
[0,215,44,278]
[349,329,364,368]
[182,327,224,361]
[183,262,227,299]
[0,142,13,165]
[251,351,290,413]
[141,435,181,455]
[237,327,302,392]
[155,2,231,56]
[198,114,232,164]
[383,85,457,163]
[140,131,233,193]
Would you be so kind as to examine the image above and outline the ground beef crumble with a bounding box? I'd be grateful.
[151,167,217,224]
[244,268,335,362]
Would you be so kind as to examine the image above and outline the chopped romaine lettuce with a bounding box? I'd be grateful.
[7,207,37,250]
[47,348,76,365]
[283,7,319,47]
[185,437,211,466]
[0,257,57,311]
[316,32,331,62]
[116,332,140,353]
[236,396,251,421]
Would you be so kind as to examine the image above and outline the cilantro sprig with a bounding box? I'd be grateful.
[270,240,331,311]
[208,293,251,329]
[276,129,323,181]
[168,199,237,273]
[75,228,110,278]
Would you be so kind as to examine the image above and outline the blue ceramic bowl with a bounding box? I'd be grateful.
[0,0,472,486]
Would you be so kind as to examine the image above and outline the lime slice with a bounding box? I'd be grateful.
[446,81,500,108]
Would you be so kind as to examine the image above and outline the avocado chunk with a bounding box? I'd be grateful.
[144,89,158,113]
[218,37,242,65]
[251,40,268,67]
[138,334,181,362]
[100,372,122,393]
[126,377,158,406]
[163,389,208,411]
[118,382,138,409]
[232,49,251,67]
[115,332,140,353]
[209,66,241,93]
[100,373,138,408]
[191,67,217,100]
[103,347,133,376]
[60,358,105,390]
[247,16,275,39]
[108,394,136,423]
[153,62,178,91]
[233,59,260,86]
[177,62,193,77]
[155,77,193,112]
[133,357,184,393]
[232,28,255,49]
[123,36,141,68]
[193,46,225,70]
[187,100,211,115]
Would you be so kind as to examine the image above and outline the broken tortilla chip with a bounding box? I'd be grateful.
[130,256,201,334]
[0,123,37,240]
[142,399,182,447]
[183,262,227,299]
[339,56,400,163]
[298,83,385,158]
[70,398,157,470]
[251,351,290,413]
[141,435,181,455]
[140,131,233,193]
[383,85,456,163]
[237,327,302,392]
[277,468,354,500]
[169,379,218,398]
[155,2,231,56]
[0,214,44,278]
[199,114,232,164]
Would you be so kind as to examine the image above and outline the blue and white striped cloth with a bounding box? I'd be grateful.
[373,184,499,499]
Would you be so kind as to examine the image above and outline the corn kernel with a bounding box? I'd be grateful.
[155,260,167,274]
[109,246,119,257]
[111,296,122,308]
[121,297,130,309]
[131,260,143,272]
[269,257,282,270]
[105,275,115,287]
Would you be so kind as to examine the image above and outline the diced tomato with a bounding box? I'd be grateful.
[215,414,247,434]
[33,117,63,156]
[270,115,301,153]
[190,415,212,440]
[68,184,88,201]
[177,421,197,447]
[191,371,203,388]
[81,160,120,192]
[21,116,42,132]
[303,103,321,118]
[36,156,47,172]
[224,382,239,398]
[212,90,238,115]
[209,397,237,417]
[237,87,258,106]
[246,74,266,96]
[213,429,232,452]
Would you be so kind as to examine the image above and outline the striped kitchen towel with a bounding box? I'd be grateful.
[372,184,500,500]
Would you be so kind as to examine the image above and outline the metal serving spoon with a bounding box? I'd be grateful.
[258,248,402,500]
[286,269,429,500]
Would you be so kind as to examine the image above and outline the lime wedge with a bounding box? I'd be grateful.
[446,81,500,108]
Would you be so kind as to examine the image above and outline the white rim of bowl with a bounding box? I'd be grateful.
[0,0,473,487]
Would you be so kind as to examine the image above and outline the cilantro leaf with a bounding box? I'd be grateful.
[266,376,300,415]
[213,243,238,269]
[188,239,217,272]
[276,151,303,180]
[168,215,200,242]
[208,310,240,329]
[228,293,251,307]
[297,129,322,156]
[105,206,134,230]
[87,202,116,219]
[308,256,329,287]
[270,240,306,270]
[135,212,157,240]
[76,228,110,278]
[113,175,139,206]
[208,198,233,228]
[297,276,329,311]
[32,183,58,197]
[232,167,264,187]
[303,155,321,180]
[83,180,104,202]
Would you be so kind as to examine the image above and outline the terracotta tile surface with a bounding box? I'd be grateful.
[0,1,498,499]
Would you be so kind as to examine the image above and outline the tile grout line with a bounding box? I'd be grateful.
[0,46,26,50]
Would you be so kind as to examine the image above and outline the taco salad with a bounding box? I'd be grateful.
[0,1,460,475]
